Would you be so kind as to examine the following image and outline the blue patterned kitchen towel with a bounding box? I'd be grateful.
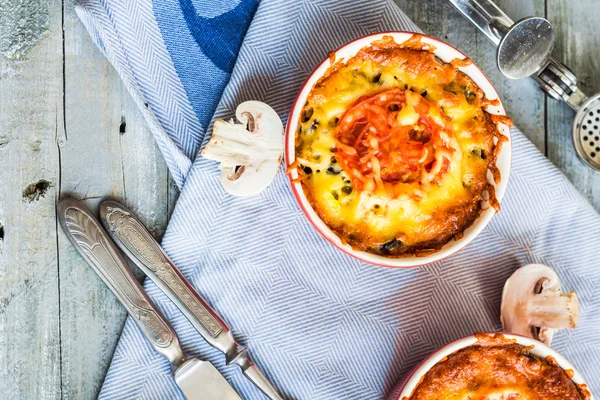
[76,0,259,189]
[77,0,600,399]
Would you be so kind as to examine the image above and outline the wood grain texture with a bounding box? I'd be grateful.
[0,0,63,399]
[0,0,597,399]
[546,0,600,210]
[58,2,131,397]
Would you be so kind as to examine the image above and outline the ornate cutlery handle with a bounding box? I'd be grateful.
[58,198,185,367]
[99,200,284,400]
[100,201,227,339]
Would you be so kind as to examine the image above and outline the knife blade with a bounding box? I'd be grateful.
[99,200,283,400]
[58,198,240,400]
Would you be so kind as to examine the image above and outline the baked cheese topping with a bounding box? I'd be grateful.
[292,35,510,257]
[405,333,590,400]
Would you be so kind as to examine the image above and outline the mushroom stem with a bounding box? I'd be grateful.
[525,291,579,330]
[202,120,281,166]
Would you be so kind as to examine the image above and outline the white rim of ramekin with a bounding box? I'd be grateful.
[285,31,512,268]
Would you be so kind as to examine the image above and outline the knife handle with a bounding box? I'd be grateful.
[99,201,230,339]
[58,198,186,368]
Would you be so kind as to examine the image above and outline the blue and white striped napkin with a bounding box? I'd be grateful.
[77,0,600,398]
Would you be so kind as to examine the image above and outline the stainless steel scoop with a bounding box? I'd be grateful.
[449,0,600,172]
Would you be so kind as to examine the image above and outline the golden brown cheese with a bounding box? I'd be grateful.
[406,333,590,400]
[292,35,510,257]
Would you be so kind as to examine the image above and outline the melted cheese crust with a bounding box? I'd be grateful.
[406,334,589,400]
[294,35,507,257]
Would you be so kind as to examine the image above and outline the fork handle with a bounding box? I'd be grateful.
[58,198,185,367]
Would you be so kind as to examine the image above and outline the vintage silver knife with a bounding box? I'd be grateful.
[57,198,241,400]
[99,200,283,400]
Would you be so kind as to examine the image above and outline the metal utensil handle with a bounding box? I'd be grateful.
[58,198,185,367]
[100,201,227,339]
[448,0,513,45]
[100,201,284,400]
[449,0,589,110]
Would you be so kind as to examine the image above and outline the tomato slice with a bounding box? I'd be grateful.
[336,88,452,194]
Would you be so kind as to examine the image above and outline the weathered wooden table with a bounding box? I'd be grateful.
[0,0,598,398]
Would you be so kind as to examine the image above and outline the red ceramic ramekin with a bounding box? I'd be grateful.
[285,32,512,268]
[388,333,593,399]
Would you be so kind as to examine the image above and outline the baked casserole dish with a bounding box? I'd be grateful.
[400,333,591,400]
[287,34,512,262]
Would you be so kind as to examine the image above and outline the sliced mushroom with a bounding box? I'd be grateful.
[201,101,284,196]
[500,264,579,345]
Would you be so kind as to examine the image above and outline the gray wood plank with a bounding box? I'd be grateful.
[118,99,175,242]
[0,0,63,399]
[58,4,130,398]
[57,1,173,399]
[394,0,546,152]
[547,0,600,212]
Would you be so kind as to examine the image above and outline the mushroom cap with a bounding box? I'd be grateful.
[500,264,579,345]
[201,101,284,196]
